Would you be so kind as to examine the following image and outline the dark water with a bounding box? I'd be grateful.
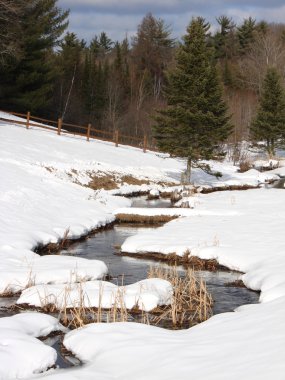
[131,196,172,208]
[61,196,259,315]
[272,178,285,189]
[42,335,81,368]
[0,195,260,370]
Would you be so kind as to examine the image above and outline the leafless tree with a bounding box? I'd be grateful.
[239,24,285,93]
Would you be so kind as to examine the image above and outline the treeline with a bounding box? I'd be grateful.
[1,0,285,142]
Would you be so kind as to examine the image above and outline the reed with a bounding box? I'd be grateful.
[18,265,213,330]
[148,265,213,328]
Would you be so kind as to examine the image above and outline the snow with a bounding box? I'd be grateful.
[17,278,173,312]
[50,298,285,380]
[115,206,240,219]
[0,313,65,380]
[149,188,160,197]
[33,188,285,380]
[0,252,108,294]
[253,159,279,170]
[121,189,284,269]
[1,113,285,379]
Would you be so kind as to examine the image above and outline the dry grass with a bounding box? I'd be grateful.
[116,213,178,224]
[147,266,213,327]
[89,174,119,190]
[239,159,252,173]
[225,279,246,288]
[200,184,259,194]
[121,175,150,186]
[119,250,227,271]
[14,266,213,330]
[34,223,115,255]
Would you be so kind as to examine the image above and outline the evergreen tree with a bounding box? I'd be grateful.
[2,0,68,113]
[0,0,24,66]
[90,32,113,60]
[250,67,285,156]
[56,32,84,120]
[214,15,235,59]
[132,13,174,98]
[153,17,232,182]
[237,17,256,53]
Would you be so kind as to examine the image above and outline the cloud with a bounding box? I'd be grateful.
[67,12,141,42]
[59,0,285,15]
[57,1,285,42]
[60,0,210,15]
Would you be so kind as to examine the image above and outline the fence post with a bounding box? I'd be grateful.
[26,111,30,129]
[87,123,91,141]
[115,129,119,147]
[57,118,62,135]
[143,135,147,153]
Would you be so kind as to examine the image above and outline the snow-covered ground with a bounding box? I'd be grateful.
[0,112,285,379]
[0,313,65,379]
[17,278,173,312]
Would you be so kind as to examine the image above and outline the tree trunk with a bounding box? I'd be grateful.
[182,157,192,185]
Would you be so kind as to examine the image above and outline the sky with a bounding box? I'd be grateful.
[57,0,285,43]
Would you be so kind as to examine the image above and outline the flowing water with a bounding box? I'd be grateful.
[0,195,259,369]
[60,196,259,315]
[272,178,285,189]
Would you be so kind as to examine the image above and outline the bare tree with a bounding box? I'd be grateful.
[239,24,285,93]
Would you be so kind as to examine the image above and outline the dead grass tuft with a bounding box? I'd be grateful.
[201,184,259,194]
[89,174,119,190]
[121,175,150,186]
[119,250,227,271]
[116,213,178,224]
[239,159,252,173]
[148,265,213,327]
[224,279,246,288]
[14,265,213,330]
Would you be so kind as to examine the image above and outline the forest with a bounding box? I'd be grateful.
[1,0,285,146]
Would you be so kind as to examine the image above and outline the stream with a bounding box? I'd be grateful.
[60,196,259,315]
[0,195,260,369]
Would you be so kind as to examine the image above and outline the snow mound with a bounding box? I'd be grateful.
[0,252,108,294]
[0,313,65,379]
[17,278,173,312]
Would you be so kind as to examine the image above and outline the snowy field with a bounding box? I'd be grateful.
[0,112,285,379]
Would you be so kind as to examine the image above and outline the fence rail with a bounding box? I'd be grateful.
[0,110,155,153]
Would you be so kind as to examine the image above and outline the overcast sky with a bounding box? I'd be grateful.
[58,0,285,42]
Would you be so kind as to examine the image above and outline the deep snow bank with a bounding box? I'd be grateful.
[0,313,65,380]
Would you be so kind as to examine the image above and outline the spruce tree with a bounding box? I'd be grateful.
[3,0,69,113]
[250,67,285,157]
[237,17,256,53]
[153,17,232,182]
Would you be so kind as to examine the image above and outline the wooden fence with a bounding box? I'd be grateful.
[0,110,154,153]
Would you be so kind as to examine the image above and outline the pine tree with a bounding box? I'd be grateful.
[153,17,232,182]
[132,13,174,99]
[3,0,68,113]
[250,67,285,157]
[237,17,256,53]
[214,15,235,59]
[56,32,84,120]
[0,0,24,66]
